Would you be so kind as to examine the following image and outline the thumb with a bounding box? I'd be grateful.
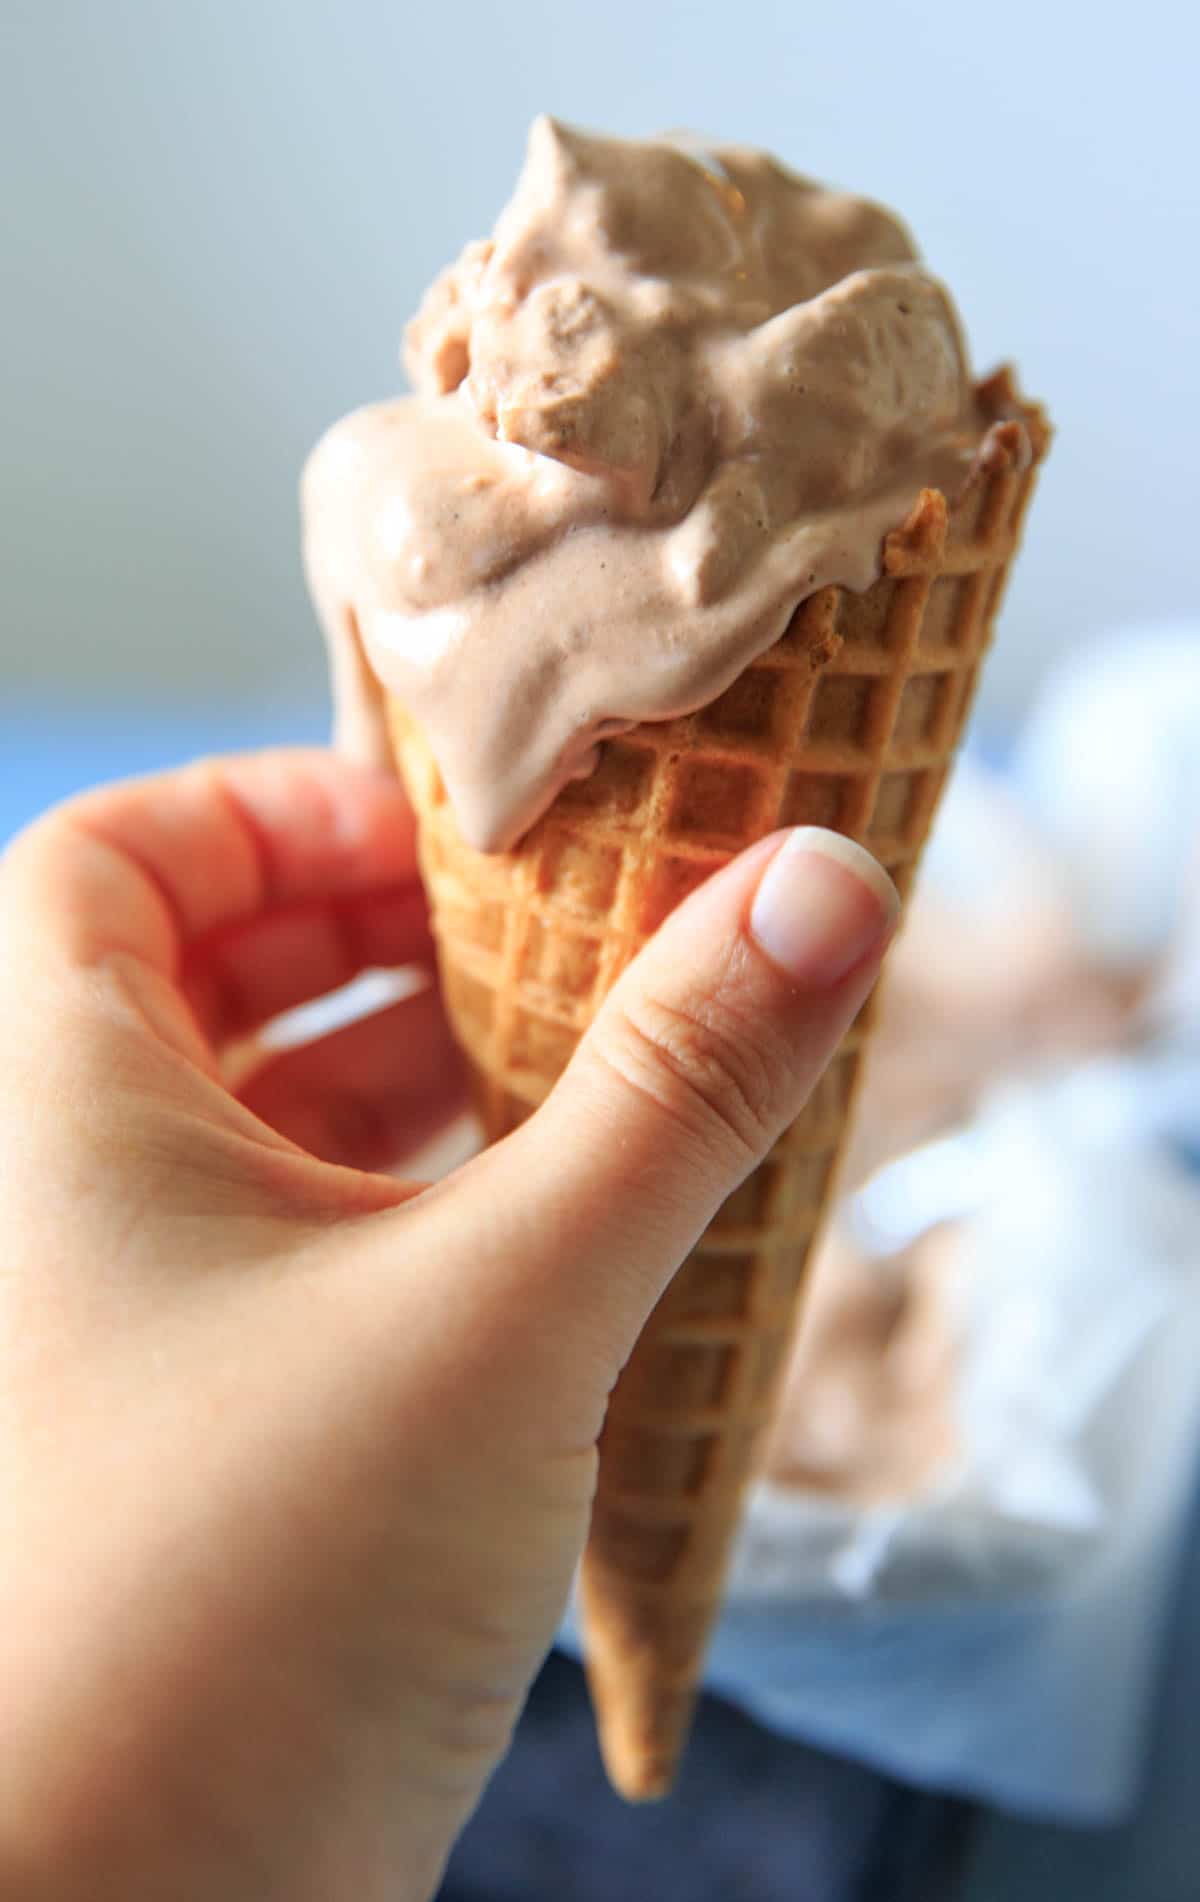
[398,827,897,1439]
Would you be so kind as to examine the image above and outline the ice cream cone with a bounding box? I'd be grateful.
[387,375,1049,1799]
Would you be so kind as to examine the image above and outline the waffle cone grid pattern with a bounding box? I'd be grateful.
[389,396,1047,1798]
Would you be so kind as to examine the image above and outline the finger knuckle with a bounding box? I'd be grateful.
[599,977,788,1169]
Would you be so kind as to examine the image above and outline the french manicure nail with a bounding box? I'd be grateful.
[749,828,899,986]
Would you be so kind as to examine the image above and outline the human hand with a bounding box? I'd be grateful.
[0,750,895,1901]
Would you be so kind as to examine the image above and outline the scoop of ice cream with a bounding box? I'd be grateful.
[405,119,928,518]
[760,1221,961,1506]
[304,117,1017,851]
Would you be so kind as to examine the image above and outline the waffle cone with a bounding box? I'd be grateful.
[387,374,1049,1800]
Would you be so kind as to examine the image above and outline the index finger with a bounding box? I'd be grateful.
[1,749,418,981]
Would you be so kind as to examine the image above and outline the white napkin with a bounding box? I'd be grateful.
[704,1063,1200,1821]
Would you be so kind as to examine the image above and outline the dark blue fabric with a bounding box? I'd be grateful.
[963,1461,1200,1902]
[438,1651,974,1902]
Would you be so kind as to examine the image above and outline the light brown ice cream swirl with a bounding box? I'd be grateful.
[304,117,1017,850]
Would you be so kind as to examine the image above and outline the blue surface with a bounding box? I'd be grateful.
[0,699,327,844]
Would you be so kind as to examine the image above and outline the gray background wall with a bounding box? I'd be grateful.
[3,0,1197,727]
